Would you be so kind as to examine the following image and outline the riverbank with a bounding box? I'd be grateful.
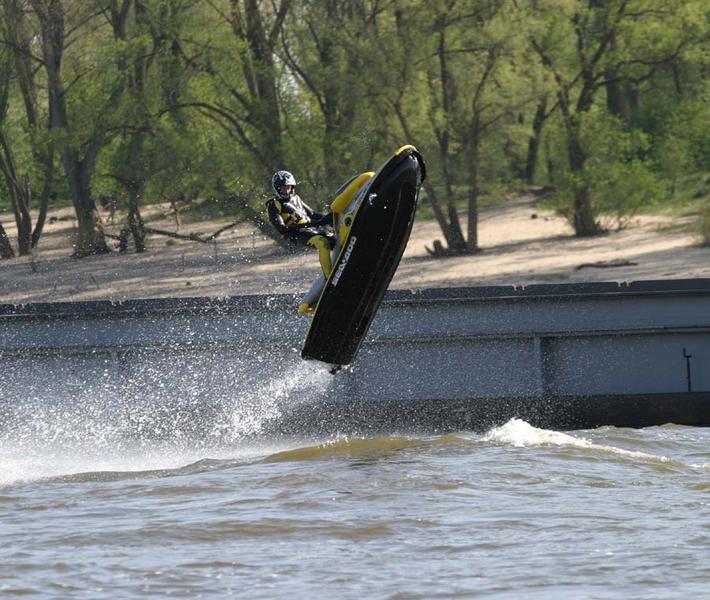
[1,195,708,304]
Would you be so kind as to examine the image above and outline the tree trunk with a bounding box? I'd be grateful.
[445,205,467,250]
[604,33,628,121]
[31,146,55,248]
[418,179,458,250]
[545,136,555,186]
[439,146,467,253]
[605,74,627,120]
[624,81,640,124]
[466,181,480,252]
[3,0,54,251]
[573,185,599,236]
[127,185,146,253]
[0,131,32,255]
[242,0,284,168]
[64,155,109,256]
[0,221,14,258]
[566,126,599,236]
[525,97,548,184]
[435,16,466,254]
[465,129,481,253]
[1,177,31,255]
[16,176,32,255]
[115,173,146,253]
[74,205,109,256]
[33,0,118,257]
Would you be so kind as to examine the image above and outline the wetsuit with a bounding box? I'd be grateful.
[266,194,335,275]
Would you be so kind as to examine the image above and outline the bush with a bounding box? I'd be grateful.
[588,160,666,230]
[653,101,710,194]
[542,110,666,229]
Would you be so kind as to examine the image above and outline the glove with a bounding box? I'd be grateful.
[310,212,333,227]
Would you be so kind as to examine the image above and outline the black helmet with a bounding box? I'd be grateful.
[272,170,297,199]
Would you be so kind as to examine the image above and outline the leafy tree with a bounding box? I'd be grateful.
[104,0,200,252]
[388,0,537,254]
[0,0,707,262]
[0,0,56,256]
[278,0,389,190]
[546,108,664,229]
[176,0,289,175]
[28,0,137,256]
[531,0,708,236]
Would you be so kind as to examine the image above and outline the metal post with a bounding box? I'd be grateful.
[683,348,693,393]
[533,336,544,397]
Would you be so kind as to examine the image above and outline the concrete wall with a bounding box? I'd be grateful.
[2,280,709,431]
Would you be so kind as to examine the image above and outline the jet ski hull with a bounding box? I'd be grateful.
[302,147,425,366]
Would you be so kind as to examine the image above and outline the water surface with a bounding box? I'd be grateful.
[1,377,709,599]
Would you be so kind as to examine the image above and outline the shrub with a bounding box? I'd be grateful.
[542,110,665,230]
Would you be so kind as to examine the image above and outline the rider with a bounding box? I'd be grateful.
[266,170,334,277]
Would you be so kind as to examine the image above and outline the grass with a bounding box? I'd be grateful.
[649,172,710,218]
[535,271,570,282]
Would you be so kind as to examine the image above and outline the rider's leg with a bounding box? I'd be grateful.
[308,234,333,278]
[290,228,332,314]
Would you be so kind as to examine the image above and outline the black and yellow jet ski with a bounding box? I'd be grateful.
[300,145,426,370]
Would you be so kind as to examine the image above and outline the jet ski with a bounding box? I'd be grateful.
[300,145,426,370]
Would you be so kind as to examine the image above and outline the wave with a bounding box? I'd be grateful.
[4,400,707,487]
[264,433,466,462]
[0,361,334,487]
[482,418,709,470]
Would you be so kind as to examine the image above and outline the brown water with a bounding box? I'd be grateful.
[1,383,709,598]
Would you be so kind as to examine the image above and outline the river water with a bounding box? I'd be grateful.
[1,369,709,599]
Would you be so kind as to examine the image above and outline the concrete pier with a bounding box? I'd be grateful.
[2,279,709,432]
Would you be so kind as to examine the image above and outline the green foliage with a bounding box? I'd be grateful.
[544,110,666,229]
[0,0,708,255]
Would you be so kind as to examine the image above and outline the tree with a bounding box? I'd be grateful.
[388,0,535,254]
[0,0,56,256]
[107,0,181,253]
[176,0,289,176]
[0,0,707,262]
[531,0,708,236]
[524,95,554,185]
[278,0,389,188]
[29,0,134,256]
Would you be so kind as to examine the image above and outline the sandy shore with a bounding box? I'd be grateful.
[1,195,708,304]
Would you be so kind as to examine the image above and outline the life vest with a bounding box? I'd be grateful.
[272,195,310,227]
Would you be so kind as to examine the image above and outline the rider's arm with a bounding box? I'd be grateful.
[300,200,316,219]
[267,201,291,235]
[300,199,332,226]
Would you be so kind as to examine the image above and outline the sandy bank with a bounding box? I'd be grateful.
[1,195,708,304]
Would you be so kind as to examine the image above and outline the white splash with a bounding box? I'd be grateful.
[0,443,204,487]
[214,362,333,439]
[0,360,335,486]
[482,418,673,464]
[482,418,593,449]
